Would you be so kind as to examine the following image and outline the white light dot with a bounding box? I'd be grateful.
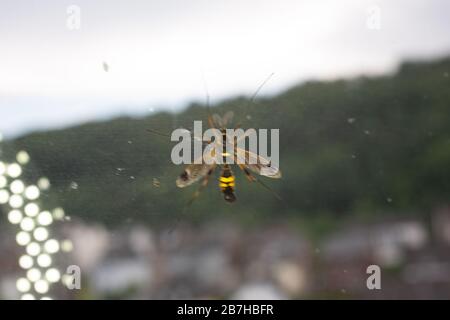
[8,210,23,224]
[38,177,50,190]
[16,278,31,293]
[41,297,52,300]
[0,175,7,188]
[0,189,10,204]
[37,254,52,268]
[33,227,49,241]
[0,161,5,175]
[20,217,35,231]
[19,255,34,269]
[53,208,65,220]
[37,211,53,226]
[16,231,31,246]
[10,180,25,194]
[35,280,49,294]
[27,268,42,282]
[60,239,73,252]
[44,239,60,254]
[21,294,35,300]
[25,203,40,217]
[45,268,61,283]
[16,151,30,165]
[26,242,41,256]
[9,194,24,208]
[7,163,22,178]
[25,185,40,200]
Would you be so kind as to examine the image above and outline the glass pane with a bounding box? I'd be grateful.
[1,1,450,300]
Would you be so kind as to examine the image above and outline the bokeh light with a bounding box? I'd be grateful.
[37,177,51,190]
[9,194,24,208]
[0,161,6,175]
[33,227,49,242]
[0,175,7,188]
[21,294,35,300]
[20,217,35,232]
[27,268,42,282]
[34,280,49,294]
[52,207,65,220]
[16,231,31,246]
[1,137,73,300]
[37,254,52,268]
[18,255,34,269]
[60,239,73,252]
[10,180,25,194]
[37,211,53,226]
[8,209,23,224]
[25,203,39,217]
[25,185,40,200]
[45,268,61,283]
[16,278,31,293]
[0,189,10,204]
[26,242,41,256]
[16,151,30,165]
[7,163,22,178]
[44,239,60,254]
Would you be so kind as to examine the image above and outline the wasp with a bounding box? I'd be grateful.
[175,110,282,203]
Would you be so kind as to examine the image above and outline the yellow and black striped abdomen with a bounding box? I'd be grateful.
[219,169,236,203]
[219,176,235,189]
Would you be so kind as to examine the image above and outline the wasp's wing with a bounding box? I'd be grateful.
[212,114,223,128]
[235,148,282,178]
[213,111,234,128]
[176,128,207,144]
[176,164,216,188]
[221,111,234,127]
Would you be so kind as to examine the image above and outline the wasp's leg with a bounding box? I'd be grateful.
[238,164,257,182]
[169,166,215,233]
[238,164,284,202]
[187,167,215,206]
[208,114,216,129]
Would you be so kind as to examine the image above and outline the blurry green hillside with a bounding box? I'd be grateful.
[5,56,450,229]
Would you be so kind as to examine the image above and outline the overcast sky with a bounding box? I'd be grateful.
[1,0,450,138]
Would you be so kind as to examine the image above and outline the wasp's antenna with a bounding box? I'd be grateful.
[236,72,275,129]
[256,178,284,202]
[201,71,217,128]
[146,128,171,138]
[247,72,274,107]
